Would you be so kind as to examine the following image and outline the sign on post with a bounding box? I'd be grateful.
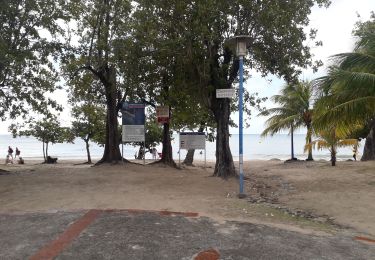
[156,106,170,124]
[216,88,236,98]
[121,103,145,142]
[179,132,206,168]
[179,132,205,150]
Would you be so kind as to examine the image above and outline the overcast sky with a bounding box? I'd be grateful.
[1,0,374,135]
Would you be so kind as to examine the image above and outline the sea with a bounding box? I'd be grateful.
[1,134,362,162]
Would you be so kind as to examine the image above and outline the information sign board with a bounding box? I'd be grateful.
[156,106,170,124]
[216,88,235,98]
[122,125,145,142]
[179,132,205,150]
[121,103,145,125]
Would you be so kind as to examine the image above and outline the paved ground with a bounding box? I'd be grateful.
[0,210,374,260]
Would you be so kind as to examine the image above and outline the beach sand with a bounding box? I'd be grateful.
[0,158,374,237]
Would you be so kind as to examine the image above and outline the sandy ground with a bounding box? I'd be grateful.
[0,159,374,238]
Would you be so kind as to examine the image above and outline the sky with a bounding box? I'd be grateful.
[1,0,374,135]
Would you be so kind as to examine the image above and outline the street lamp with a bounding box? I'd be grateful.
[227,35,251,198]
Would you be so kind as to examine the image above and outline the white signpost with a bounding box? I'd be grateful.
[122,125,145,142]
[156,106,170,124]
[179,132,206,168]
[216,88,236,98]
[121,102,146,164]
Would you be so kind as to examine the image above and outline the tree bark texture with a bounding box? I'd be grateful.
[85,140,92,164]
[361,119,375,161]
[98,66,122,163]
[160,122,176,166]
[212,98,235,178]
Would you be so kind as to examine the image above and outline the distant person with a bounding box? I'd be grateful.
[15,147,20,159]
[7,146,13,159]
[18,157,24,164]
[152,148,157,160]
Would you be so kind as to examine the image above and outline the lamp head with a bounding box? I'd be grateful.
[226,35,251,57]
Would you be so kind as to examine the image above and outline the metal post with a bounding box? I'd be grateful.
[239,56,245,197]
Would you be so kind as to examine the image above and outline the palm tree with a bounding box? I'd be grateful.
[313,19,375,160]
[306,127,359,166]
[259,81,314,160]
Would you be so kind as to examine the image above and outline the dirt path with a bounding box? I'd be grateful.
[243,160,375,237]
[1,160,374,237]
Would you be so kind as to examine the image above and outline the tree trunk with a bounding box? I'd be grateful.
[306,125,313,161]
[213,98,235,178]
[331,145,336,166]
[85,139,92,164]
[137,145,144,160]
[46,142,49,159]
[160,122,176,166]
[361,119,375,161]
[291,124,295,160]
[183,124,205,166]
[98,66,122,163]
[42,141,46,162]
[183,149,195,166]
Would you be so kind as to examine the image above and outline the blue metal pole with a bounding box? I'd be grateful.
[239,56,244,195]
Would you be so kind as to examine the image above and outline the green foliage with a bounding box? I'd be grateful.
[313,14,375,137]
[306,127,359,166]
[259,81,314,136]
[71,104,106,146]
[0,0,68,119]
[10,115,74,160]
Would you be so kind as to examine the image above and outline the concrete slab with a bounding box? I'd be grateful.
[55,211,374,260]
[0,210,374,260]
[0,211,83,260]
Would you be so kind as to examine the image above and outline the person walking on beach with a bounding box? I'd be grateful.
[15,147,20,159]
[8,146,13,159]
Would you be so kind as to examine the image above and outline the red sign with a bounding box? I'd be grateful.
[156,106,170,124]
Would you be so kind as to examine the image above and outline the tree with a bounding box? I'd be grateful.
[306,128,358,166]
[128,0,329,177]
[65,0,132,163]
[10,115,74,162]
[71,104,106,164]
[313,14,375,160]
[259,81,315,161]
[0,0,67,120]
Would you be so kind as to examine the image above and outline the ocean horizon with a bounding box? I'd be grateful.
[0,134,362,162]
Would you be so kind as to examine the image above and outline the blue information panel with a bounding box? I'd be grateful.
[121,103,145,125]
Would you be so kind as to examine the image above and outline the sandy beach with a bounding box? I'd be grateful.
[1,159,374,238]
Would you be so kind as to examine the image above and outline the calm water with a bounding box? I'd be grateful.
[0,134,362,161]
